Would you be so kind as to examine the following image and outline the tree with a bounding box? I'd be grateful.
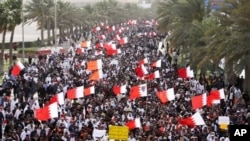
[6,0,22,67]
[157,0,250,93]
[55,1,80,39]
[0,0,22,73]
[23,0,158,47]
[157,0,207,68]
[43,0,54,45]
[157,0,177,33]
[201,0,250,91]
[82,4,99,27]
[24,0,49,46]
[0,2,9,75]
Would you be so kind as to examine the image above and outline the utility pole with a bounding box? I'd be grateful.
[22,0,25,61]
[54,0,57,48]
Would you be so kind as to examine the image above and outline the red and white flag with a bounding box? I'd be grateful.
[207,89,225,106]
[149,32,156,36]
[89,69,103,81]
[110,25,115,31]
[117,28,122,34]
[145,20,151,24]
[135,64,148,77]
[100,22,104,27]
[11,61,25,77]
[106,48,121,56]
[48,92,64,105]
[129,84,147,100]
[145,70,160,80]
[138,58,149,65]
[86,59,102,71]
[35,102,58,121]
[104,42,116,50]
[119,37,128,45]
[96,42,104,48]
[156,88,175,103]
[128,19,137,25]
[115,35,121,41]
[151,60,161,68]
[76,48,84,55]
[84,86,95,96]
[98,35,106,40]
[113,85,126,95]
[178,66,194,78]
[125,118,141,130]
[191,93,207,109]
[93,26,101,32]
[95,50,103,56]
[67,86,84,99]
[178,112,205,128]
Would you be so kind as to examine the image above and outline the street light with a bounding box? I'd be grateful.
[54,0,57,48]
[22,0,25,61]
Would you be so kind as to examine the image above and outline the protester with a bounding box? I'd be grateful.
[0,19,248,141]
[4,53,8,63]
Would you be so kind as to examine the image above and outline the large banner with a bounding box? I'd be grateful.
[108,126,129,140]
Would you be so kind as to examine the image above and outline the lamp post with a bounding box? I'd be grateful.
[22,0,25,61]
[54,0,57,48]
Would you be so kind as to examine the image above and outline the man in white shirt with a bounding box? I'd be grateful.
[206,132,217,141]
[14,107,22,119]
[20,128,30,141]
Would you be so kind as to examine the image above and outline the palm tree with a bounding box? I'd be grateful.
[0,0,22,72]
[123,3,138,19]
[82,4,99,27]
[43,0,54,45]
[157,0,177,33]
[55,1,80,39]
[6,0,22,67]
[122,3,147,23]
[157,0,250,93]
[202,0,250,91]
[157,0,207,68]
[0,2,9,75]
[24,0,49,46]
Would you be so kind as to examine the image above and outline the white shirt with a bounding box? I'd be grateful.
[25,123,35,132]
[31,100,40,110]
[61,136,68,141]
[207,134,216,141]
[20,130,30,141]
[69,137,75,141]
[128,137,136,141]
[10,99,18,112]
[14,109,21,119]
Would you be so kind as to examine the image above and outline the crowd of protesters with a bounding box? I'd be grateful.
[0,19,249,141]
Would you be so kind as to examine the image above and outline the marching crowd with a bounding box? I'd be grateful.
[0,20,249,141]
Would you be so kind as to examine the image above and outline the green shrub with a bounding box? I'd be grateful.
[3,41,37,49]
[17,48,38,54]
